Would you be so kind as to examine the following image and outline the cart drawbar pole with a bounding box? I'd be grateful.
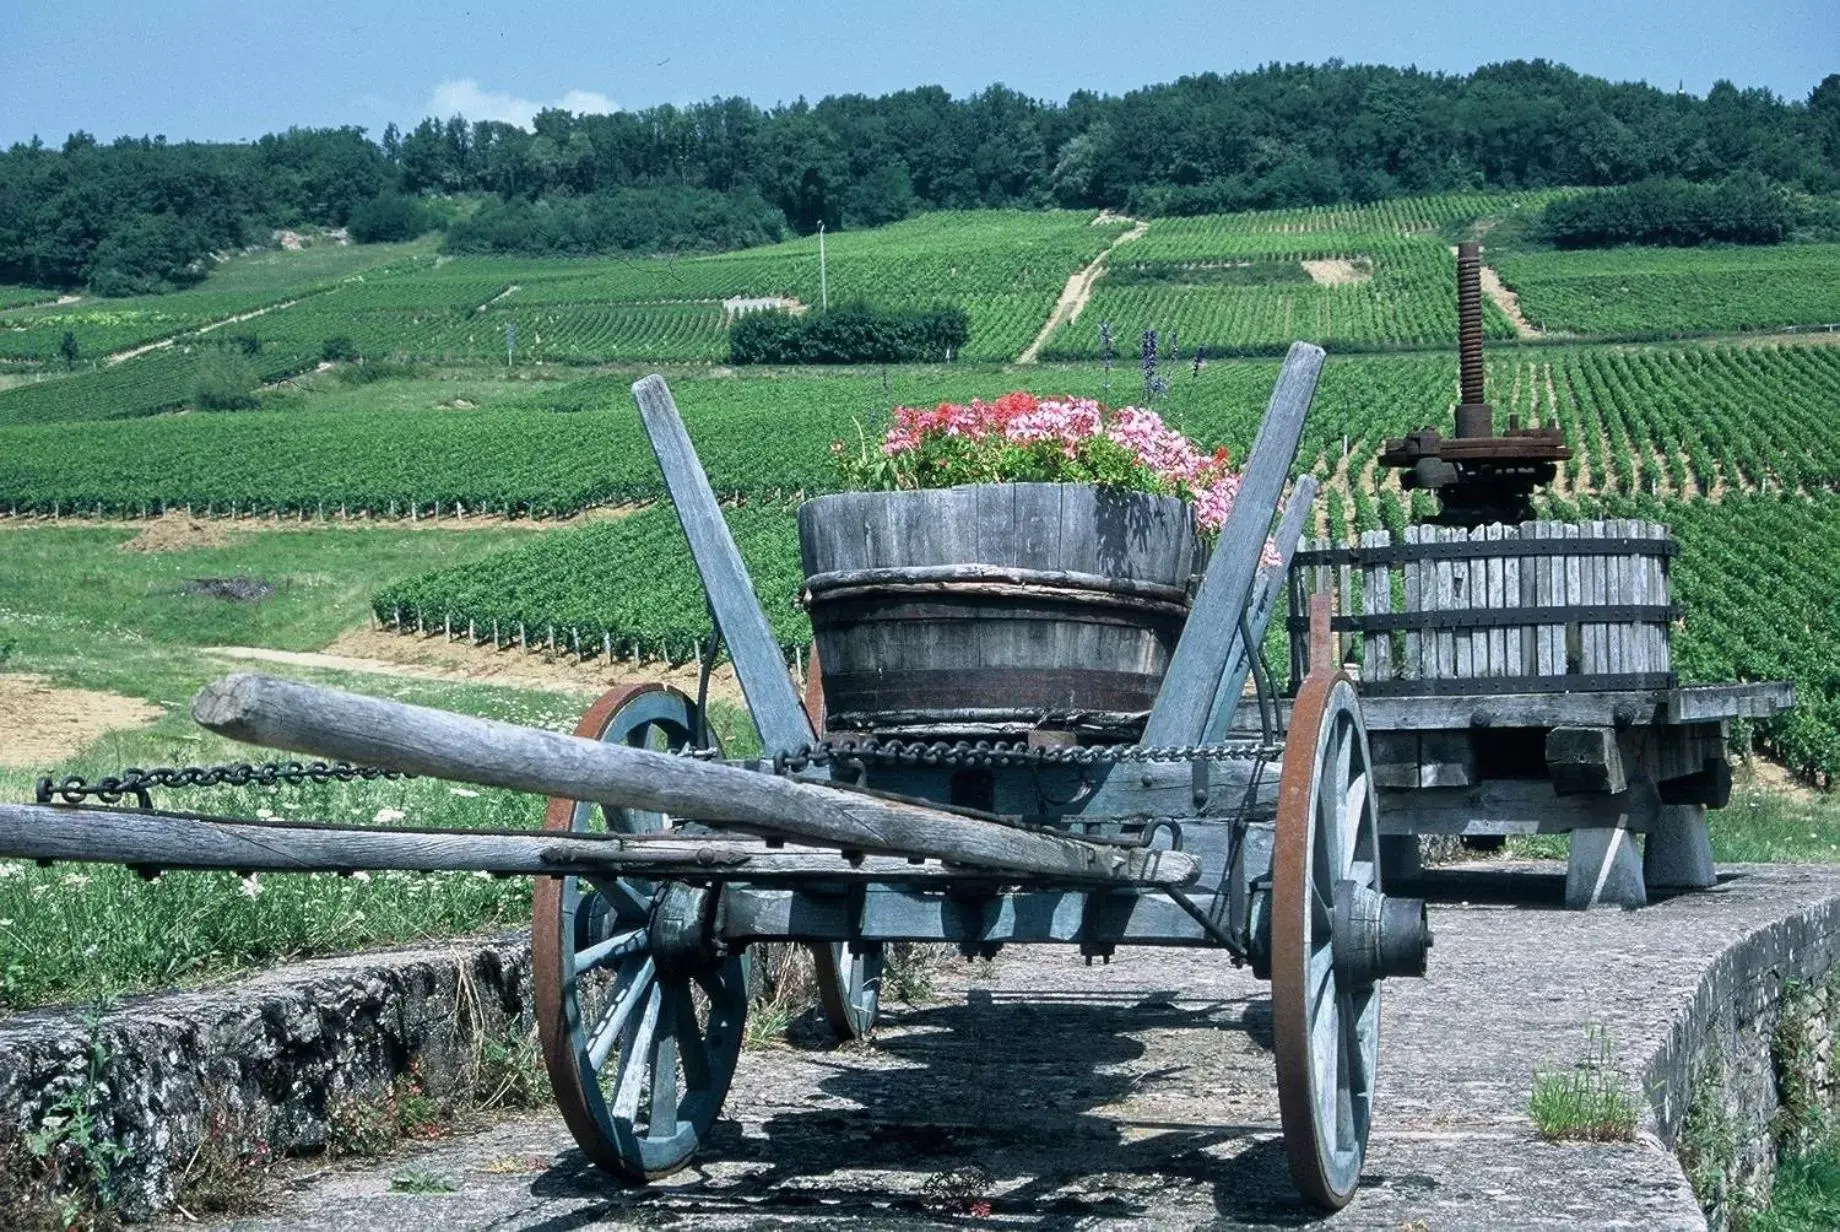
[1143,341,1325,747]
[632,374,815,756]
[187,673,1199,888]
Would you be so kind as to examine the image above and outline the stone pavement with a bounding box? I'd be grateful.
[223,863,1840,1231]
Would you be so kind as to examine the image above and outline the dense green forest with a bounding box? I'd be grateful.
[3,60,1837,292]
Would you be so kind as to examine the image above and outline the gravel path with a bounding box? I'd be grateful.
[221,864,1840,1230]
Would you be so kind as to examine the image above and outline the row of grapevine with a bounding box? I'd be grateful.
[372,505,808,662]
[1494,243,1840,337]
[0,242,430,362]
[0,340,323,427]
[1044,213,1523,357]
[1572,492,1840,782]
[0,353,1452,516]
[1122,191,1566,261]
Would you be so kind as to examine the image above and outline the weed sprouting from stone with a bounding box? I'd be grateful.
[389,1167,456,1194]
[1528,1023,1639,1142]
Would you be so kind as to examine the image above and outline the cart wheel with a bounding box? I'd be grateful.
[1272,671,1382,1210]
[533,684,748,1181]
[799,651,886,1040]
[812,940,884,1037]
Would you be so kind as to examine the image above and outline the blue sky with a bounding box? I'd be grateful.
[1,0,1833,145]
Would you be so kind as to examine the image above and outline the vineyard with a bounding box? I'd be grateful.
[0,356,1400,516]
[1493,243,1840,337]
[1037,192,1562,359]
[0,241,427,363]
[372,505,807,662]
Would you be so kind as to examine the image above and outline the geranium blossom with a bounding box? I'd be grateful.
[841,391,1255,534]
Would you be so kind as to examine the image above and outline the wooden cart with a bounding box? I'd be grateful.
[2,344,1432,1209]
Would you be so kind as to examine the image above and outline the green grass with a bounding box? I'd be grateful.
[0,522,538,657]
[1528,1023,1639,1142]
[1755,1141,1840,1230]
[0,519,773,1014]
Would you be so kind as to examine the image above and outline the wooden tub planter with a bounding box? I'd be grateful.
[799,484,1202,739]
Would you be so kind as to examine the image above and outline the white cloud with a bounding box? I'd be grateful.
[424,79,618,130]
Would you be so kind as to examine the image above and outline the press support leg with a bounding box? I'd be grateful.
[1643,804,1716,891]
[1564,825,1647,910]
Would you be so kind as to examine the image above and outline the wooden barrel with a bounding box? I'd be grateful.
[798,484,1202,738]
[1287,519,1678,695]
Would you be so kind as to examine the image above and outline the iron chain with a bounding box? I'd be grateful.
[36,761,410,808]
[762,736,1282,775]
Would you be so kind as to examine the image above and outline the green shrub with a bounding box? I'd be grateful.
[192,349,261,410]
[347,192,436,244]
[730,301,969,364]
[1542,175,1795,248]
[320,335,359,363]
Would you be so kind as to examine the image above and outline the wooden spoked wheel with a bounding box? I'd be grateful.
[801,650,885,1040]
[1272,672,1383,1210]
[812,940,884,1037]
[533,684,748,1180]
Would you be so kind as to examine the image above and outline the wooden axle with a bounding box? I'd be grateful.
[189,673,1200,888]
[0,803,1086,884]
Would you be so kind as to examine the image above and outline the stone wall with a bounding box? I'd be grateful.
[1646,891,1840,1229]
[0,933,533,1220]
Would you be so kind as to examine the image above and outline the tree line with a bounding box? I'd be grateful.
[3,59,1837,292]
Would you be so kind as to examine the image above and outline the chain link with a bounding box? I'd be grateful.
[38,737,1276,809]
[763,736,1282,775]
[36,761,409,808]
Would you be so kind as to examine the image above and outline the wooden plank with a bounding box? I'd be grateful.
[0,806,1066,884]
[1436,526,1456,679]
[1403,523,1422,681]
[1486,523,1506,677]
[635,375,814,756]
[1419,730,1477,788]
[1669,681,1796,723]
[1361,528,1392,682]
[1144,342,1325,746]
[1516,521,1537,675]
[191,673,1200,887]
[1534,522,1554,676]
[1546,726,1629,796]
[1562,522,1583,674]
[1338,548,1354,671]
[1202,475,1318,741]
[1658,520,1675,672]
[1373,780,1662,837]
[1617,519,1638,674]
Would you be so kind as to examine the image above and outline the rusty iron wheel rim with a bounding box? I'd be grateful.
[532,683,747,1181]
[1271,670,1382,1210]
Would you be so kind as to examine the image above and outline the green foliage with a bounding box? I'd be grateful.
[1528,1024,1639,1142]
[56,331,79,369]
[730,302,969,364]
[389,1169,456,1194]
[319,334,359,363]
[191,347,261,410]
[1542,175,1796,248]
[1755,1139,1840,1231]
[346,192,436,244]
[445,186,785,256]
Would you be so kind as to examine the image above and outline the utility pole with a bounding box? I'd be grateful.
[818,222,828,312]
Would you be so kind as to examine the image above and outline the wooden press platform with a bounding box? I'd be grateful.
[1285,521,1795,909]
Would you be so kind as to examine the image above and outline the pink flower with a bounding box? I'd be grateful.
[854,390,1247,535]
